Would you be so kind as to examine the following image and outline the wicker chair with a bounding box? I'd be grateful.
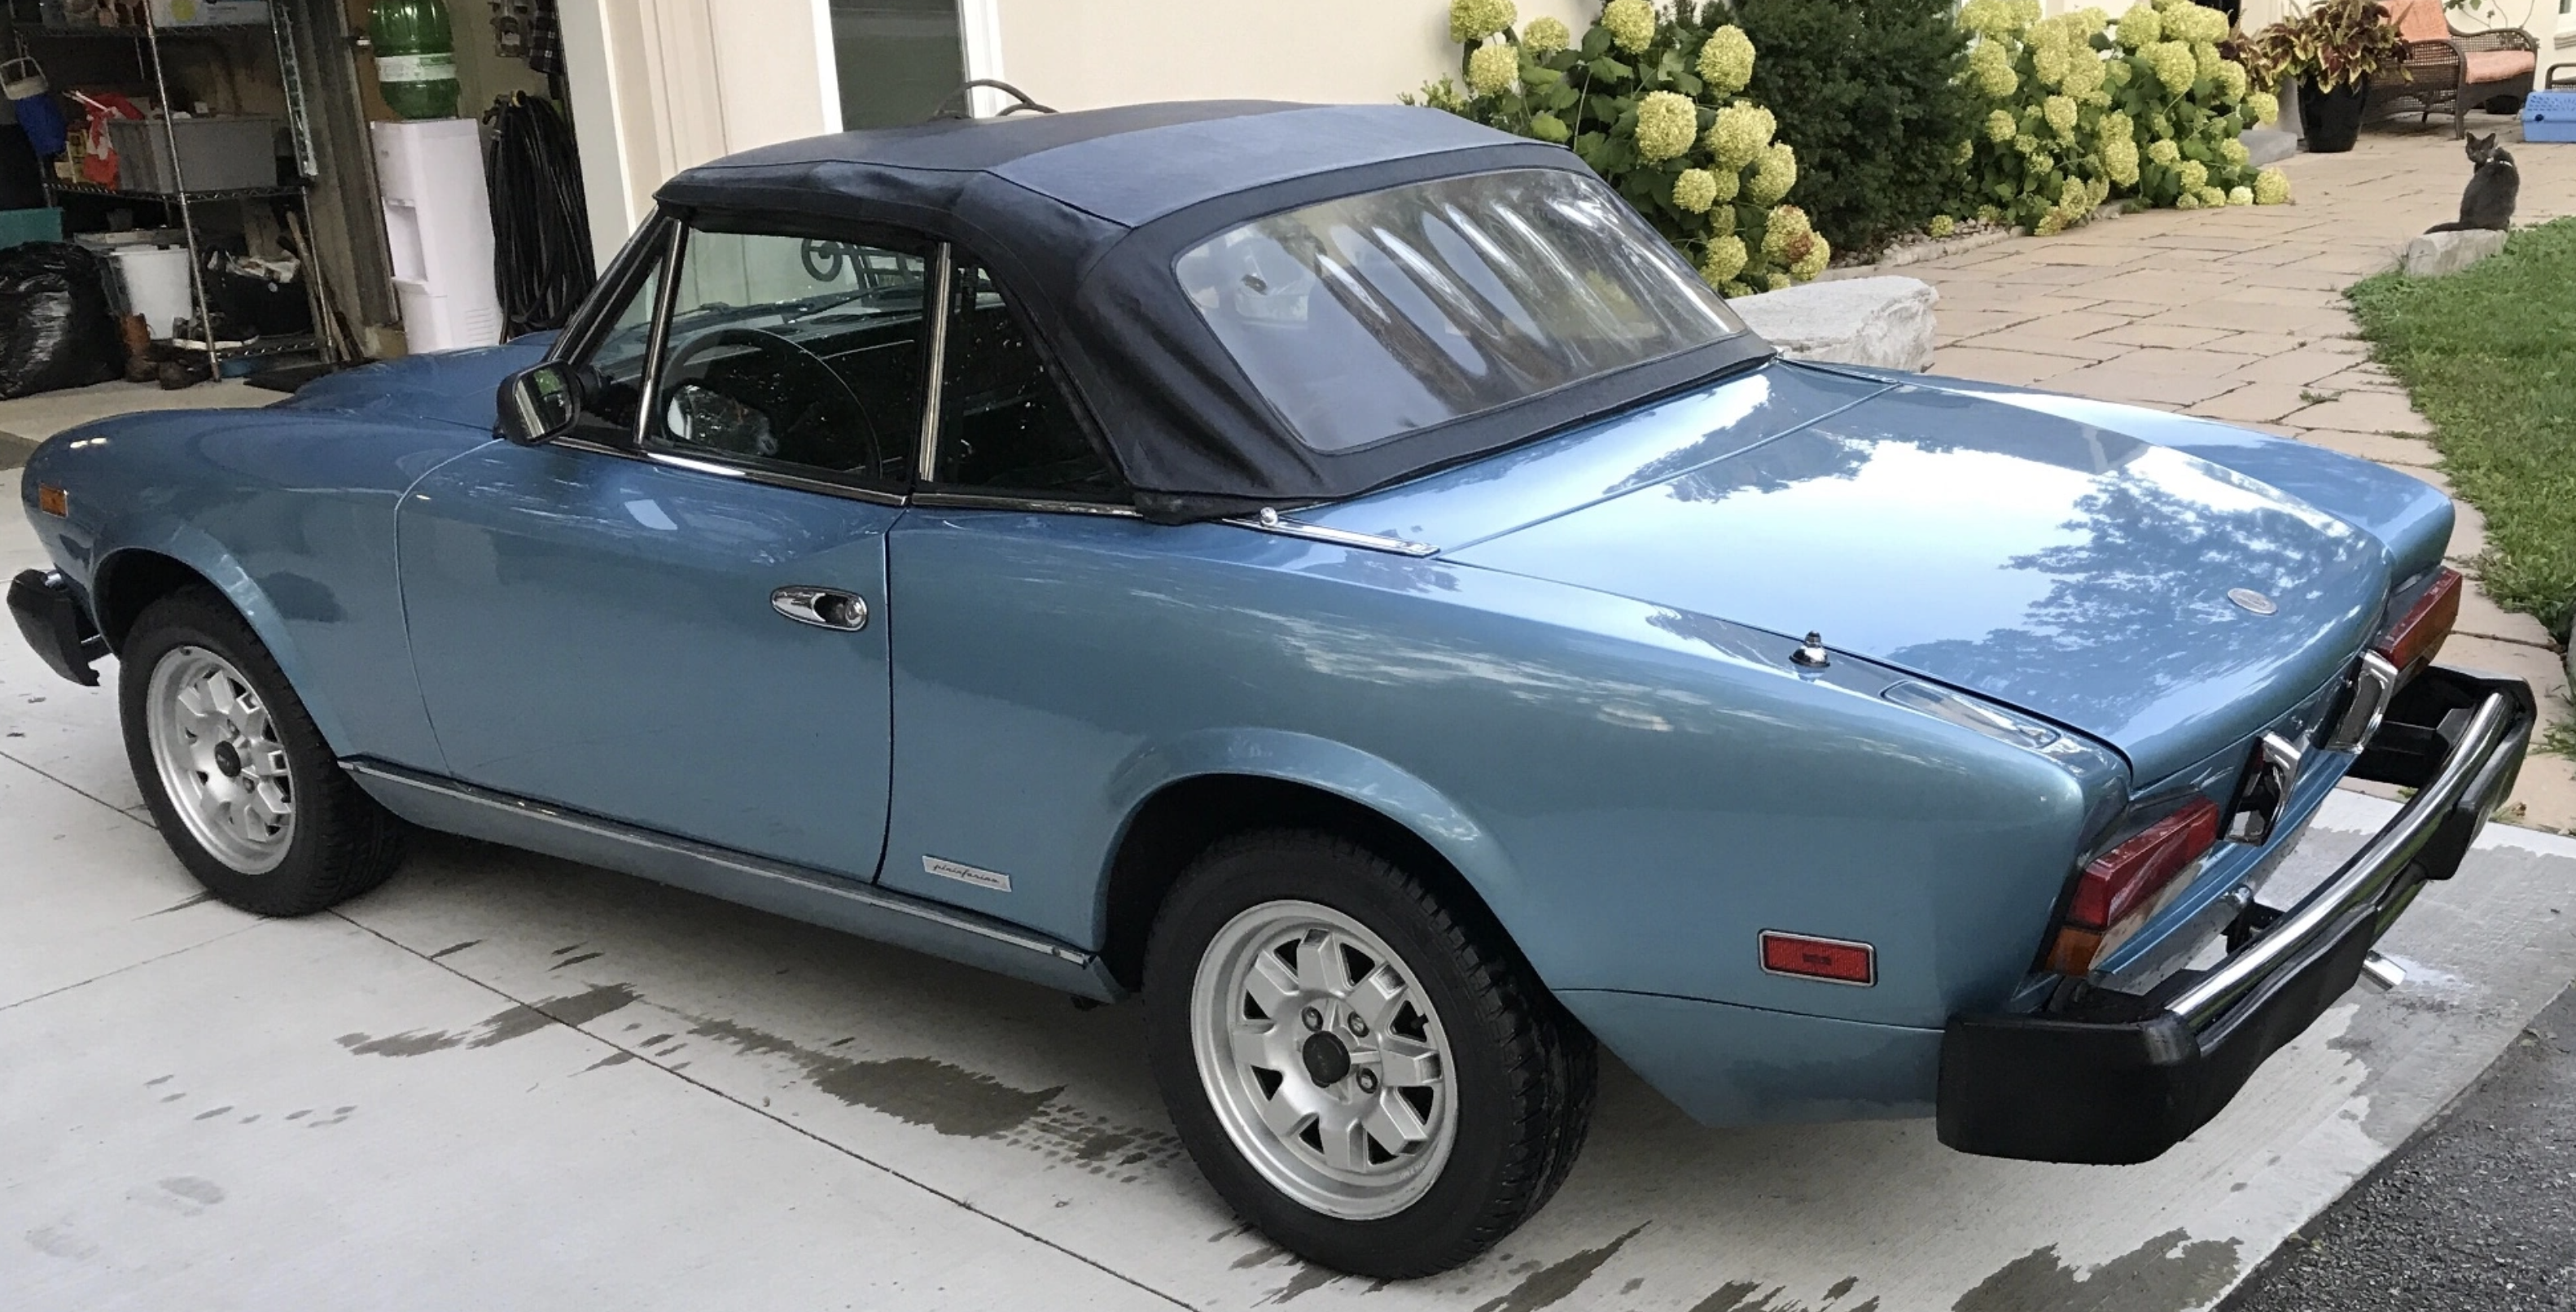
[2366,0,2539,137]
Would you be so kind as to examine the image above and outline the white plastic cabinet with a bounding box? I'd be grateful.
[373,118,502,352]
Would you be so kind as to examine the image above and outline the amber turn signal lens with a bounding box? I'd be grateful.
[1759,931,1876,986]
[2375,568,2462,676]
[36,483,68,517]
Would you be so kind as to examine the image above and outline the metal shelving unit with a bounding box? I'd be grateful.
[29,12,331,373]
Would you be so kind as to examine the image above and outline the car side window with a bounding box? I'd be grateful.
[650,230,931,488]
[931,260,1122,499]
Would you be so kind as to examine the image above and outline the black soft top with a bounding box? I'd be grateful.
[656,102,1769,518]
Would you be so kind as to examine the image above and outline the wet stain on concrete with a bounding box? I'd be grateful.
[190,1105,234,1121]
[1825,1277,1859,1302]
[682,1015,1080,1139]
[1269,1263,1343,1302]
[583,1051,637,1073]
[336,984,639,1056]
[427,940,480,960]
[811,1056,1058,1136]
[1229,1243,1288,1270]
[551,951,604,970]
[142,890,213,917]
[1690,1280,1768,1312]
[24,1225,100,1260]
[1073,1130,1134,1161]
[159,1178,223,1205]
[1952,1230,2241,1312]
[1470,1222,1648,1312]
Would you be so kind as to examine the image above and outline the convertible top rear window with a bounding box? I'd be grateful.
[1176,168,1746,453]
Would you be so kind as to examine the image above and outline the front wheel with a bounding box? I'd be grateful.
[1144,831,1597,1278]
[120,586,407,916]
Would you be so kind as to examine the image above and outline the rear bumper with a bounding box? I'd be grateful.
[1937,663,2534,1164]
[7,568,103,687]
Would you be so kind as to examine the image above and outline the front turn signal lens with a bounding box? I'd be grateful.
[36,483,68,517]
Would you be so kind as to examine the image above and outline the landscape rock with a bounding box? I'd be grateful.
[1730,276,1939,372]
[2402,228,2507,277]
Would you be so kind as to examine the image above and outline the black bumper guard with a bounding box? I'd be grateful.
[1938,663,2536,1164]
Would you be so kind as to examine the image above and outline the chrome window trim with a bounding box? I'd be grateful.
[550,437,909,509]
[917,243,953,483]
[634,222,690,450]
[912,490,1143,518]
[549,212,677,368]
[1222,508,1439,558]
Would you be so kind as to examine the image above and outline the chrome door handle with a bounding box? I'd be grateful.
[771,586,870,632]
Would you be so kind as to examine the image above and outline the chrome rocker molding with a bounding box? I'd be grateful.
[1937,663,2534,1165]
[340,760,1123,1000]
[1224,506,1440,558]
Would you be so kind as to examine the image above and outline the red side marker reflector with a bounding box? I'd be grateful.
[36,484,67,517]
[1759,931,1876,986]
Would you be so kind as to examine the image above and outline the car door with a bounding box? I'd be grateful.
[876,251,1156,938]
[396,217,931,878]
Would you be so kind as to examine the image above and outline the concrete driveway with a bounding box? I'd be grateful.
[6,457,2576,1311]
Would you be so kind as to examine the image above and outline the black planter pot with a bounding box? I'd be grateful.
[2300,78,2368,153]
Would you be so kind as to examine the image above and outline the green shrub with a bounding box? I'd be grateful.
[1408,0,1823,294]
[1691,0,1976,258]
[1956,0,2122,234]
[2097,0,2283,210]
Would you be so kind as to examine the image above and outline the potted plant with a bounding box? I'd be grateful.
[2245,0,2404,151]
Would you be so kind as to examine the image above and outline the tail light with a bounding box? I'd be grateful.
[2045,797,2222,975]
[2375,568,2461,676]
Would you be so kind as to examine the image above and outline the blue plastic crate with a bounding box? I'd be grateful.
[2526,90,2576,143]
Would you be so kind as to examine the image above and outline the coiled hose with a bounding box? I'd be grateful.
[482,92,596,338]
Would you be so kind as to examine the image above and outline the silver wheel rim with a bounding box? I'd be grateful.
[1189,899,1457,1220]
[146,645,295,874]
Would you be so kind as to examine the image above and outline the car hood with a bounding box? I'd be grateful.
[1422,372,2388,784]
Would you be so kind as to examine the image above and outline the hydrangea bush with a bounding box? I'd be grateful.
[1953,0,2289,230]
[1408,0,1824,294]
[1956,0,2122,234]
[2097,0,2286,210]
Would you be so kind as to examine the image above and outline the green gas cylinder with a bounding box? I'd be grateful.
[371,0,461,121]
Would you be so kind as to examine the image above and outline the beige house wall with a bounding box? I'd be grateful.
[559,0,843,263]
[983,0,1595,111]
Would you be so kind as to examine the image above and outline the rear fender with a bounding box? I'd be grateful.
[1100,728,1526,954]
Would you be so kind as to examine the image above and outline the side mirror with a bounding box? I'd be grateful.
[497,362,580,446]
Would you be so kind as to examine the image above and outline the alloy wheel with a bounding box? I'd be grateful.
[1189,899,1457,1220]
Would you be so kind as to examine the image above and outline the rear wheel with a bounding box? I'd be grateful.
[1145,830,1596,1278]
[120,587,406,916]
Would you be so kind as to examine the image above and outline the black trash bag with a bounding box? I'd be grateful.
[0,242,124,399]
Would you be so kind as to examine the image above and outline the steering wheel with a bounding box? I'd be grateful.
[661,326,882,470]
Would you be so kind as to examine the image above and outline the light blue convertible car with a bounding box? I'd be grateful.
[9,101,2534,1276]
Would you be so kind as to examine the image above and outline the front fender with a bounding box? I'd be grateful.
[93,529,354,750]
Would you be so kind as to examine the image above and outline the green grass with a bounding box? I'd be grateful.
[2346,219,2576,639]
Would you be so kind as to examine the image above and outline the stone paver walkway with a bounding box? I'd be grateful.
[1906,118,2576,830]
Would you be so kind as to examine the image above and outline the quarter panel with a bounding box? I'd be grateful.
[883,511,2121,1029]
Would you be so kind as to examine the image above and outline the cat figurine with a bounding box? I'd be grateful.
[2425,133,2518,233]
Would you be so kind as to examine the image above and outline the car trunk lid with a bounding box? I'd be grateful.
[1359,369,2388,785]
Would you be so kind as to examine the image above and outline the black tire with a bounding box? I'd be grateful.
[1143,829,1597,1278]
[119,585,406,916]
